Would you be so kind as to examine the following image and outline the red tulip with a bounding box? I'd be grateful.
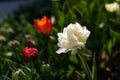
[23,47,38,59]
[34,16,52,35]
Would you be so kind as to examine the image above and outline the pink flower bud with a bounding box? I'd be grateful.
[23,47,38,60]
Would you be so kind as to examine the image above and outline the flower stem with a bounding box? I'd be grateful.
[77,51,92,80]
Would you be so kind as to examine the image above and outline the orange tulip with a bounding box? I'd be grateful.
[34,16,52,35]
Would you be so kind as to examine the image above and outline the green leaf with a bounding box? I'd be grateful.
[1,75,11,80]
[58,12,65,29]
[107,40,113,55]
[92,53,97,80]
[68,65,75,71]
[81,47,92,57]
[69,54,78,64]
[110,30,120,40]
[75,71,85,80]
[77,51,92,80]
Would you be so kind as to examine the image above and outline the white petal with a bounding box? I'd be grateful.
[71,49,78,54]
[82,26,91,39]
[56,48,67,54]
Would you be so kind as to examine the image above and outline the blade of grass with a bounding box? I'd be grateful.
[77,51,92,80]
[75,71,85,80]
[92,53,97,80]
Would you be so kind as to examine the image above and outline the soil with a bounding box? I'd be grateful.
[98,42,120,80]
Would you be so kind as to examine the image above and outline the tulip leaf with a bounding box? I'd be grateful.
[77,51,92,80]
[81,47,92,57]
[69,54,78,64]
[1,75,11,80]
[110,30,120,40]
[92,53,97,80]
[58,12,65,30]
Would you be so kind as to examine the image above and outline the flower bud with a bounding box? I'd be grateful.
[22,47,38,60]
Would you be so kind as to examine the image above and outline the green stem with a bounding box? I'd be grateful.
[75,71,85,80]
[77,51,92,80]
[92,53,97,80]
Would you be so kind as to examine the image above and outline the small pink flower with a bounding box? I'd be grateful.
[23,47,38,60]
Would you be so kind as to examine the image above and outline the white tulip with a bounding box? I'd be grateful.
[105,2,119,13]
[56,22,90,54]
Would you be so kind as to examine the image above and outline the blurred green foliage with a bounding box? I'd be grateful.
[0,0,120,80]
